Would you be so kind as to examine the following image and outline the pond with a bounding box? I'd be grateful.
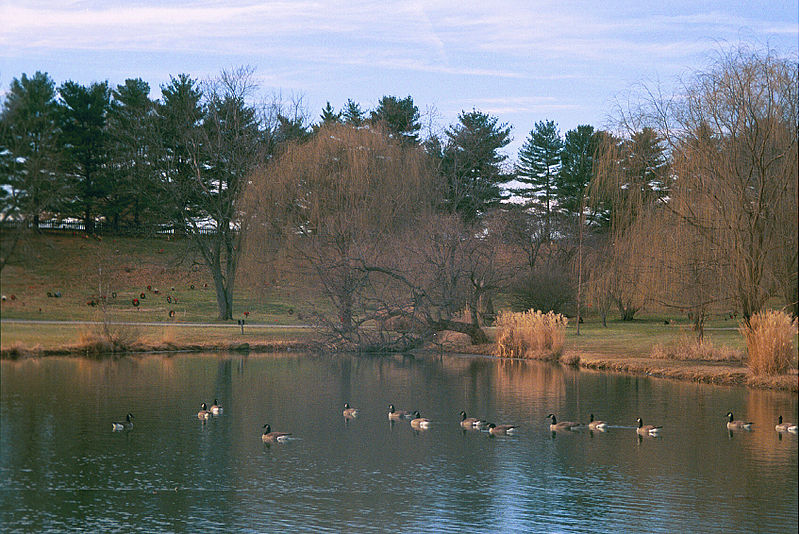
[1,352,797,532]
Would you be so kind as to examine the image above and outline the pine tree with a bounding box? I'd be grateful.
[107,78,156,229]
[369,95,420,144]
[556,124,598,221]
[57,80,111,234]
[517,120,563,241]
[440,109,512,223]
[0,71,63,228]
[157,73,204,230]
[341,99,365,127]
[319,101,340,126]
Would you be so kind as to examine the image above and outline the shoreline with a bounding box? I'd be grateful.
[2,339,797,393]
[433,343,799,393]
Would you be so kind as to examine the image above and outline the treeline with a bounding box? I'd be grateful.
[0,67,607,236]
[2,45,797,338]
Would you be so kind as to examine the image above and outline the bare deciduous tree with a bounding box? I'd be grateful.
[244,123,511,349]
[589,45,798,324]
[160,67,263,320]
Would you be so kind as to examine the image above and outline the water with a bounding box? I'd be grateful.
[1,353,797,533]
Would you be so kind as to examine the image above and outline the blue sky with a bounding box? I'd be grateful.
[1,1,797,159]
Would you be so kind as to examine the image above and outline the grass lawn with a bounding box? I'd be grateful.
[563,315,745,357]
[0,321,318,351]
[1,233,308,324]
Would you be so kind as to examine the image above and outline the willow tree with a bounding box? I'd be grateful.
[591,45,799,328]
[588,129,668,321]
[662,46,799,320]
[244,123,504,349]
[244,123,438,349]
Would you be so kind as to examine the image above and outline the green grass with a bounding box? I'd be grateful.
[563,316,745,357]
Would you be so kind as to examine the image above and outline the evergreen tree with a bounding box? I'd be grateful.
[370,95,420,144]
[107,78,156,229]
[622,127,670,203]
[556,124,598,221]
[57,80,111,234]
[0,71,63,227]
[319,101,341,126]
[440,109,512,223]
[274,114,309,146]
[517,120,563,241]
[157,74,204,230]
[341,99,365,127]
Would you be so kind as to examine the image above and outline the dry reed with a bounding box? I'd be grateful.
[739,310,798,375]
[77,321,142,355]
[495,310,568,360]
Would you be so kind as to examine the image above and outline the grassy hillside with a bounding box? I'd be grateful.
[0,232,303,324]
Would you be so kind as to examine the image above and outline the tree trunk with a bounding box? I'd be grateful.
[692,306,705,341]
[617,299,637,321]
[340,288,353,333]
[213,280,232,320]
[84,208,94,234]
[429,318,489,345]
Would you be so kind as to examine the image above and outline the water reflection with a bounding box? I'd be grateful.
[1,352,797,533]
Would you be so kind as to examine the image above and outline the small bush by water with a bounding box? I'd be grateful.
[740,310,798,375]
[495,310,568,360]
[77,320,142,355]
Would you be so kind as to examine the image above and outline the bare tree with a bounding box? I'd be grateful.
[244,123,510,349]
[159,67,262,320]
[244,123,437,348]
[589,45,798,327]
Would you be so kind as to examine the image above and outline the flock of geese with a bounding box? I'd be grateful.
[111,403,798,440]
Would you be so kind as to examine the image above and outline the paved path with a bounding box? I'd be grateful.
[1,319,313,328]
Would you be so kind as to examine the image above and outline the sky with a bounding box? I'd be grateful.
[1,1,798,159]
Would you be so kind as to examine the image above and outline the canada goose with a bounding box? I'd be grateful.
[410,411,431,429]
[261,424,291,443]
[112,413,134,431]
[210,399,223,415]
[636,417,662,436]
[198,403,212,420]
[487,423,517,436]
[459,410,488,429]
[775,415,797,433]
[387,404,412,420]
[547,414,579,431]
[343,403,359,418]
[588,413,607,431]
[725,411,753,430]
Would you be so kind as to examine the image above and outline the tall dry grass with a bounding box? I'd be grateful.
[495,310,568,360]
[77,321,142,356]
[739,310,798,375]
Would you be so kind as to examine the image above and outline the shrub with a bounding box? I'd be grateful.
[740,310,798,375]
[650,336,742,362]
[510,268,574,316]
[77,320,141,355]
[495,310,568,360]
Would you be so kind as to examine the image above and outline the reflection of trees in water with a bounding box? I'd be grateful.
[494,359,567,401]
[746,389,799,456]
